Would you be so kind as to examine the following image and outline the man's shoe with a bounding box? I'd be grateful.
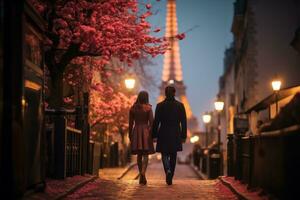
[166,172,172,185]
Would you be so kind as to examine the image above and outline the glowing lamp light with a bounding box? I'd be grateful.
[202,114,211,124]
[125,78,135,89]
[190,135,200,144]
[168,79,174,84]
[214,101,224,112]
[22,98,26,107]
[204,149,209,155]
[272,80,282,91]
[156,154,162,160]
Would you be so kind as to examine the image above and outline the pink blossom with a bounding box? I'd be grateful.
[154,28,161,33]
[146,4,152,9]
[176,33,186,40]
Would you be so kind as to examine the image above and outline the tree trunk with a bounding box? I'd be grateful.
[49,71,64,109]
[48,70,67,179]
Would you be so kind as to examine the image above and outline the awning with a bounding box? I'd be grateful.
[244,85,300,114]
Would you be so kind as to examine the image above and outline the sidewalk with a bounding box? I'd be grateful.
[189,164,208,180]
[219,176,274,200]
[98,162,137,180]
[23,174,97,200]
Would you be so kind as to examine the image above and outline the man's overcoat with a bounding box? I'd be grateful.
[152,98,187,153]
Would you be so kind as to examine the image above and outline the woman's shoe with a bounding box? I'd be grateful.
[139,174,143,185]
[143,175,147,185]
[140,174,147,185]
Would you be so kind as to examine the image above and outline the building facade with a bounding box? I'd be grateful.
[218,0,300,176]
[220,0,300,135]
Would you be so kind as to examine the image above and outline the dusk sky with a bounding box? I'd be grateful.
[143,0,235,130]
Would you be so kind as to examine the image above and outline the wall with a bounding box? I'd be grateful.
[250,0,300,108]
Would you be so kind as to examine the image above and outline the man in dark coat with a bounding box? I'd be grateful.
[152,86,187,185]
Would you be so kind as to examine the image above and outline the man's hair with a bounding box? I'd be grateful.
[165,86,176,98]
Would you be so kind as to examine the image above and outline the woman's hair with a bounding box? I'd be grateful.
[135,91,149,105]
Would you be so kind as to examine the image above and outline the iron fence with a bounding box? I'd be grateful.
[66,127,82,177]
[45,109,85,178]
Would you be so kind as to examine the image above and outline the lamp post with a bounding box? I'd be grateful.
[124,77,135,165]
[214,99,224,177]
[202,113,211,148]
[214,100,224,153]
[271,79,281,116]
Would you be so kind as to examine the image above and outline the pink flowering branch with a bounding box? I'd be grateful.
[29,0,168,108]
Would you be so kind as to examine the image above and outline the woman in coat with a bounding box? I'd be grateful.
[129,91,155,185]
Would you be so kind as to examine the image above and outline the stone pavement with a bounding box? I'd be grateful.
[64,160,238,200]
[98,163,136,180]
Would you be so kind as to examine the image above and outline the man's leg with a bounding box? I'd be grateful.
[162,153,173,185]
[170,153,177,177]
[161,153,171,174]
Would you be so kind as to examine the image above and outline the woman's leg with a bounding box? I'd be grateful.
[137,154,143,174]
[141,155,149,175]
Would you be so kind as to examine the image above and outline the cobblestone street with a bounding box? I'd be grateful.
[65,159,238,200]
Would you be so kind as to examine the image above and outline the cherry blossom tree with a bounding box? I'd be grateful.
[88,57,135,138]
[30,0,189,138]
[30,0,167,108]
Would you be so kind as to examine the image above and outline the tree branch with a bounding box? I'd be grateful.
[56,43,102,73]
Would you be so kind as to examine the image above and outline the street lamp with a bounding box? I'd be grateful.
[214,101,224,112]
[202,113,211,148]
[190,135,200,144]
[202,114,211,124]
[272,79,282,115]
[168,79,175,85]
[214,99,224,153]
[124,77,136,90]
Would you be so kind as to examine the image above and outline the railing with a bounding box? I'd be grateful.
[232,125,300,198]
[44,108,87,178]
[45,124,55,177]
[241,136,253,187]
[227,134,234,176]
[66,127,82,177]
[198,147,221,179]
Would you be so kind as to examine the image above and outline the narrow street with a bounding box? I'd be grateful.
[2,1,300,199]
[65,159,237,200]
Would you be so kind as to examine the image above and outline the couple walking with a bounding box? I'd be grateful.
[129,86,187,185]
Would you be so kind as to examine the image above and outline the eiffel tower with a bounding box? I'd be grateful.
[158,0,199,136]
